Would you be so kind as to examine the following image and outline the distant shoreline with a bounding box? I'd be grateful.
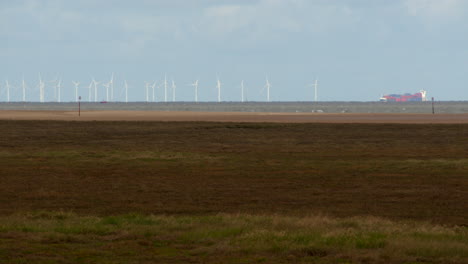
[0,101,467,114]
[1,110,468,123]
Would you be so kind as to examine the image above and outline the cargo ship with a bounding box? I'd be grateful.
[379,90,427,102]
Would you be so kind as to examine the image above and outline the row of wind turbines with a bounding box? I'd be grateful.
[0,74,319,103]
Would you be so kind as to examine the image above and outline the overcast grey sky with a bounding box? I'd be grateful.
[1,0,467,102]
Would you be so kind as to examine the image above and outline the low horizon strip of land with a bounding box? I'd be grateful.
[1,110,468,123]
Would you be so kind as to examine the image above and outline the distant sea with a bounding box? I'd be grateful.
[0,101,467,114]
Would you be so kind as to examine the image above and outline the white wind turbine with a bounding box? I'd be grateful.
[92,78,100,102]
[264,77,271,102]
[72,81,80,102]
[313,78,318,102]
[87,81,93,102]
[110,73,114,101]
[151,81,157,102]
[102,82,110,102]
[171,79,176,102]
[49,77,59,102]
[241,80,245,102]
[164,74,168,102]
[307,78,319,102]
[216,77,221,102]
[144,81,151,102]
[22,77,27,102]
[56,79,62,102]
[124,80,129,103]
[190,80,199,102]
[102,73,114,102]
[38,74,45,103]
[5,80,11,103]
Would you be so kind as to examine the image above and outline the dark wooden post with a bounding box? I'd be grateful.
[431,97,435,114]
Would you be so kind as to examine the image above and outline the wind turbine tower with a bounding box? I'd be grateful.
[103,82,110,102]
[265,77,271,102]
[124,80,128,103]
[190,80,199,103]
[164,74,168,102]
[88,81,93,102]
[39,75,45,103]
[72,81,80,102]
[57,79,62,103]
[22,77,27,102]
[172,79,176,102]
[110,73,114,101]
[5,80,10,103]
[314,79,318,102]
[216,77,221,102]
[241,80,245,102]
[151,81,157,102]
[144,82,150,102]
[92,79,100,102]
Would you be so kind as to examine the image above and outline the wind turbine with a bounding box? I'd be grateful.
[313,78,318,102]
[5,80,11,103]
[22,77,27,102]
[102,82,110,102]
[190,80,199,103]
[124,80,129,103]
[164,74,168,102]
[308,78,319,102]
[144,81,151,102]
[110,73,114,101]
[72,81,80,102]
[216,77,221,102]
[265,77,271,102]
[38,74,45,103]
[102,73,114,102]
[92,78,100,102]
[87,81,93,102]
[151,81,157,102]
[241,80,245,102]
[56,79,62,103]
[49,77,60,102]
[171,79,176,102]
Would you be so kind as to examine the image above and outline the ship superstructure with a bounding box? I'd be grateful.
[380,90,427,102]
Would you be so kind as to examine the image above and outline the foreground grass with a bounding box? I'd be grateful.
[0,212,466,264]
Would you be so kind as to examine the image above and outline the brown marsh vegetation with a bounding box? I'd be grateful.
[0,120,467,263]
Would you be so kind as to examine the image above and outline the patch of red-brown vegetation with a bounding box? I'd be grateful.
[0,121,466,226]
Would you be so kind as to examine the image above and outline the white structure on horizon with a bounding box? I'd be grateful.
[72,81,80,102]
[87,81,93,102]
[38,75,45,103]
[151,81,157,102]
[110,73,114,101]
[56,79,62,102]
[265,77,271,102]
[92,78,100,102]
[144,81,151,102]
[241,80,245,102]
[124,80,129,103]
[420,90,427,101]
[172,79,176,102]
[216,77,221,102]
[190,80,199,103]
[5,80,11,103]
[164,75,168,102]
[22,77,27,102]
[310,78,318,102]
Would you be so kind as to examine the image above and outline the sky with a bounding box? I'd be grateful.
[1,0,468,102]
